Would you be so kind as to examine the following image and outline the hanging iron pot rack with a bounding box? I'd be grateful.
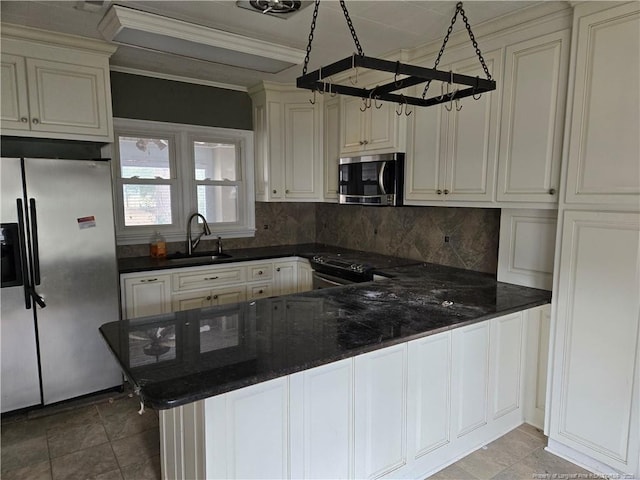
[296,0,496,110]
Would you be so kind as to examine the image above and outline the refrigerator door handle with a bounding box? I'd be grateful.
[28,198,41,286]
[16,198,32,310]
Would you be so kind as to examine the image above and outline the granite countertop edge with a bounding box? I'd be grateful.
[141,296,550,410]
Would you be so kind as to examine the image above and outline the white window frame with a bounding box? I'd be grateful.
[105,118,255,245]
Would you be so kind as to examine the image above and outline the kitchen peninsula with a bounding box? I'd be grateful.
[101,249,550,480]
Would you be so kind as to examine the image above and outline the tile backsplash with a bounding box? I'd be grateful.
[117,202,500,274]
[316,204,500,274]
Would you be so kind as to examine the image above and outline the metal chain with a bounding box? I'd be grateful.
[302,0,321,76]
[422,1,491,98]
[339,0,364,56]
[460,4,491,81]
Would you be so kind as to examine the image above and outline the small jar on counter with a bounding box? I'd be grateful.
[149,231,167,258]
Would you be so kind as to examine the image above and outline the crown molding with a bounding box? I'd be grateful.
[0,22,117,56]
[109,65,248,92]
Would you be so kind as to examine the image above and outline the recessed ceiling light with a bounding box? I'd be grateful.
[98,5,306,73]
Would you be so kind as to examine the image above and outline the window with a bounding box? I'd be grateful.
[107,118,255,245]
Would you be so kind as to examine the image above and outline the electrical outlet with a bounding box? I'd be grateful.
[263,224,269,230]
[444,235,450,243]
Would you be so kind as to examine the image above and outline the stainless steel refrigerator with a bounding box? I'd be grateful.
[1,157,121,413]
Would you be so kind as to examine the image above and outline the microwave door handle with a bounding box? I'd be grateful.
[378,162,387,195]
[16,199,32,309]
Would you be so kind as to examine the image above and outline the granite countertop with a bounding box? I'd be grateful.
[100,262,551,410]
[117,243,420,274]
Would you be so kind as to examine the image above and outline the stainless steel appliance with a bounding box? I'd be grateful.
[339,153,404,206]
[1,157,121,413]
[310,254,374,288]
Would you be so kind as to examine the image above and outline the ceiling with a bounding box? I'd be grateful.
[0,1,546,90]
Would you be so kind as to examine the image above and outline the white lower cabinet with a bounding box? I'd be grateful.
[121,257,313,318]
[548,210,640,476]
[160,309,543,480]
[354,344,408,479]
[121,274,172,319]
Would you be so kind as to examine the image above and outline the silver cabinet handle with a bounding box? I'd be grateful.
[32,118,39,125]
[140,278,158,283]
[549,188,556,195]
[20,117,28,123]
[204,276,219,280]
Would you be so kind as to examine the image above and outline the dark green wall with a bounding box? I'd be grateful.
[110,72,253,130]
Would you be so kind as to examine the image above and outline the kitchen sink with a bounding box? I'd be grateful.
[166,251,232,263]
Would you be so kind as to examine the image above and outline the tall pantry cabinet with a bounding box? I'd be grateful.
[546,2,640,478]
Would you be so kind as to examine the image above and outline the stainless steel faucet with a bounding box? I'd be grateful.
[186,213,211,255]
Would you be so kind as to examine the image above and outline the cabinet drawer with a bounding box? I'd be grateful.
[173,266,246,291]
[248,263,273,281]
[248,283,272,301]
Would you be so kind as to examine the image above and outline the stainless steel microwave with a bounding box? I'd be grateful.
[338,153,404,206]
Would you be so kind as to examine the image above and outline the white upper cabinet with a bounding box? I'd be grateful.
[323,96,341,201]
[497,29,570,205]
[251,84,323,202]
[405,50,501,204]
[340,94,400,155]
[563,2,640,206]
[1,25,116,142]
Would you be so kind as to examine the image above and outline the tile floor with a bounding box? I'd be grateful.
[1,392,590,480]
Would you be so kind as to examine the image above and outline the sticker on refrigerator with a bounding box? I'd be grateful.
[77,216,96,229]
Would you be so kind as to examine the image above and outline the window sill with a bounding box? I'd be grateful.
[116,228,256,246]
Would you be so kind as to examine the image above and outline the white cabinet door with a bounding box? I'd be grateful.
[354,343,407,479]
[122,274,172,320]
[221,377,290,479]
[367,100,396,151]
[563,3,640,206]
[407,332,452,461]
[211,285,247,306]
[549,210,639,473]
[523,304,550,429]
[273,259,298,296]
[497,30,569,204]
[284,100,320,199]
[290,358,354,479]
[451,322,490,440]
[0,53,29,131]
[341,96,367,153]
[489,312,524,421]
[323,96,341,200]
[25,58,111,139]
[340,93,399,155]
[172,289,213,312]
[297,260,313,293]
[444,51,500,202]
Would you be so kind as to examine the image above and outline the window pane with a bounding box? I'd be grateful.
[119,136,171,179]
[123,184,172,226]
[197,185,238,223]
[194,142,237,181]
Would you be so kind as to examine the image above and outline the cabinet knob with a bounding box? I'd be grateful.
[549,188,556,195]
[258,289,264,294]
[359,141,364,145]
[276,267,281,272]
[20,117,28,123]
[363,140,369,145]
[436,189,443,195]
[443,189,450,195]
[258,270,263,275]
[206,295,212,300]
[213,295,218,299]
[273,189,277,194]
[31,118,39,125]
[285,189,290,194]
